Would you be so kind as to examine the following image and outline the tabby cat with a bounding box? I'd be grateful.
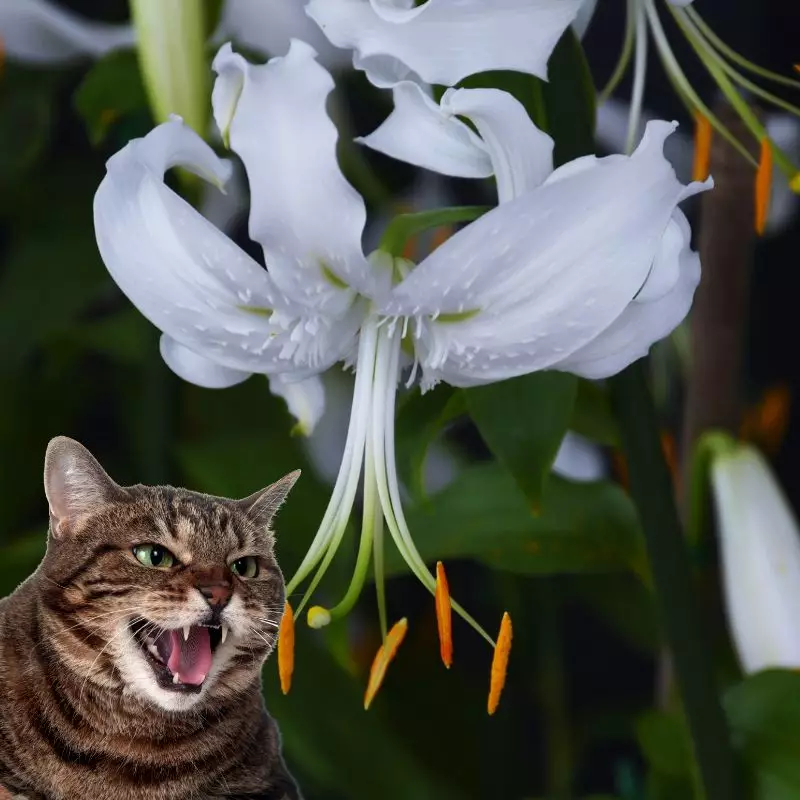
[0,437,302,800]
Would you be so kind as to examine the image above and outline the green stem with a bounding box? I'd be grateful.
[534,581,573,800]
[609,361,738,800]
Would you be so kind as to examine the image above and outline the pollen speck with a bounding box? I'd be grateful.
[364,618,408,710]
[692,112,712,183]
[278,602,295,695]
[487,612,512,716]
[435,562,453,669]
[755,138,773,236]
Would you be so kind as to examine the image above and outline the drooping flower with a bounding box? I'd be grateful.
[710,438,800,673]
[94,41,709,709]
[306,0,584,88]
[0,0,347,69]
[0,0,132,64]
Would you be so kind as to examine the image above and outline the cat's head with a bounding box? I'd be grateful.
[39,436,299,713]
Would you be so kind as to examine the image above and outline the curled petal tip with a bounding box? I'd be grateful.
[278,602,295,695]
[488,612,512,716]
[435,562,453,669]
[755,138,773,236]
[364,618,408,710]
[307,605,332,629]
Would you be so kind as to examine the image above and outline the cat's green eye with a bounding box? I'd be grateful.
[133,544,176,570]
[231,556,259,579]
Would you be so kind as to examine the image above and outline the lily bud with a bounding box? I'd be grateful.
[130,0,208,135]
[711,440,800,673]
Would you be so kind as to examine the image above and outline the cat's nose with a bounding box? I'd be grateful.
[199,583,232,608]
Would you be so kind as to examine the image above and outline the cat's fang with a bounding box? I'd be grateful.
[183,625,191,641]
[220,625,228,645]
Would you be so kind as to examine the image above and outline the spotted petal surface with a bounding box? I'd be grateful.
[382,121,710,388]
[94,118,363,384]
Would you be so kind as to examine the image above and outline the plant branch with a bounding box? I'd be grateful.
[610,360,738,800]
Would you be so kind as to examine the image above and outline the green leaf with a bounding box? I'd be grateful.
[378,206,490,257]
[395,385,466,500]
[636,711,693,780]
[74,49,150,145]
[466,372,578,508]
[725,670,800,794]
[388,463,646,577]
[541,29,597,165]
[0,66,57,185]
[571,379,620,447]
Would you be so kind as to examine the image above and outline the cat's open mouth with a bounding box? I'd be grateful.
[131,619,225,693]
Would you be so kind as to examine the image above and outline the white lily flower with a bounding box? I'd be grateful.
[362,83,708,385]
[95,42,708,702]
[711,441,800,673]
[0,0,132,64]
[306,0,583,88]
[553,432,606,482]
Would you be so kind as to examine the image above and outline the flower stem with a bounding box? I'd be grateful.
[609,361,739,800]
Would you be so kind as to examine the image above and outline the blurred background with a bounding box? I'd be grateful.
[2,1,800,798]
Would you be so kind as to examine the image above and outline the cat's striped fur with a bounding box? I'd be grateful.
[0,437,301,799]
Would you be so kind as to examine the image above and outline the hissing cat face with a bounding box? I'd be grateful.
[40,437,299,713]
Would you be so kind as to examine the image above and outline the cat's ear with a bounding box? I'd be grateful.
[44,437,126,539]
[238,470,301,531]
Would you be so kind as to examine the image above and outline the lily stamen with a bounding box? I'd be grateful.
[692,112,712,183]
[487,612,513,716]
[364,618,408,710]
[435,562,453,669]
[756,137,773,235]
[277,602,295,695]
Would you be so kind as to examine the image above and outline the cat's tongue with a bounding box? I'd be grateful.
[166,627,212,685]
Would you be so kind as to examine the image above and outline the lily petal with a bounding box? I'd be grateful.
[160,335,252,388]
[360,83,553,203]
[306,0,583,88]
[383,121,709,388]
[442,87,554,201]
[557,210,700,379]
[357,82,492,181]
[94,117,359,379]
[212,41,379,304]
[712,443,800,672]
[552,431,606,482]
[215,0,351,70]
[0,0,133,63]
[269,374,326,436]
[572,0,598,39]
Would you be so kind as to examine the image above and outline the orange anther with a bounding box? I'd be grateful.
[755,137,773,236]
[692,113,712,183]
[277,602,295,695]
[435,562,453,669]
[487,612,512,715]
[364,618,408,710]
